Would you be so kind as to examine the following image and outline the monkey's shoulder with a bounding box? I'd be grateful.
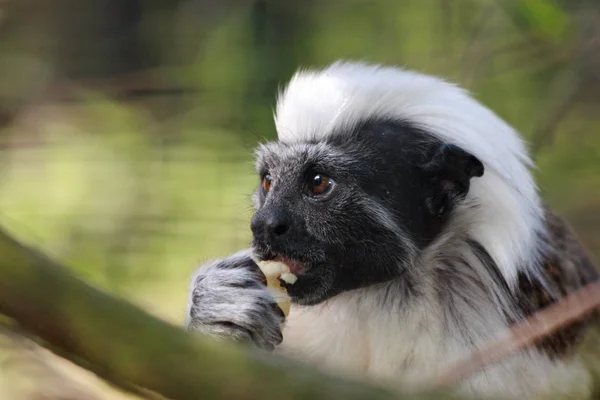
[516,208,599,358]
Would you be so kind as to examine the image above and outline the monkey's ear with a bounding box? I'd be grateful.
[422,144,484,217]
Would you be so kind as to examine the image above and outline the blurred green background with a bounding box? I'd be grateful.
[0,1,598,397]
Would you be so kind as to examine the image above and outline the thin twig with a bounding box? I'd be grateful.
[436,281,600,387]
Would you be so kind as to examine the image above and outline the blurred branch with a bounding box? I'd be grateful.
[0,227,458,400]
[0,323,106,400]
[41,70,199,103]
[437,282,600,387]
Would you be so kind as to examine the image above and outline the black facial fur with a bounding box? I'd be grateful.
[251,119,484,305]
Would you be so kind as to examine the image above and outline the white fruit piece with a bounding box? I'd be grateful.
[250,257,297,317]
[280,272,298,285]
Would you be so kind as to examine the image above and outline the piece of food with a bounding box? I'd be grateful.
[251,257,297,317]
[280,272,298,285]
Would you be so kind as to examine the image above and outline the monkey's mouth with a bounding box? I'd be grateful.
[262,253,309,277]
[253,246,333,305]
[252,243,309,274]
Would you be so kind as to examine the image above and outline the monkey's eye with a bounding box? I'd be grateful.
[308,173,333,196]
[261,174,272,194]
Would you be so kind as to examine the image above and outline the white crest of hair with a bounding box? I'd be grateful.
[274,60,547,287]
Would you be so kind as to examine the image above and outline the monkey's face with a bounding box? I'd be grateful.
[251,120,484,305]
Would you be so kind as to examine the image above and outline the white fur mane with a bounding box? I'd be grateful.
[274,61,546,287]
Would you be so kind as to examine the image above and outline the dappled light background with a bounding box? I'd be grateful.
[0,1,599,399]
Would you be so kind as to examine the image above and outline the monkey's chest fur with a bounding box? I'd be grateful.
[277,210,598,399]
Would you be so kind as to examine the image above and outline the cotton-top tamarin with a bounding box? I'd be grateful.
[185,62,598,399]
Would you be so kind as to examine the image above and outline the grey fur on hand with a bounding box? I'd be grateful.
[185,249,285,351]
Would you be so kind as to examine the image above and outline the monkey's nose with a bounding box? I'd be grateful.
[251,208,291,239]
[266,215,290,236]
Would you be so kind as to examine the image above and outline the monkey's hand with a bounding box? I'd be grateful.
[185,249,285,351]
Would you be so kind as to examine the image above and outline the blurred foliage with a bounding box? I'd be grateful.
[0,0,598,318]
[0,0,598,397]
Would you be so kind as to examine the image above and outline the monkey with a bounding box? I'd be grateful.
[185,61,598,399]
